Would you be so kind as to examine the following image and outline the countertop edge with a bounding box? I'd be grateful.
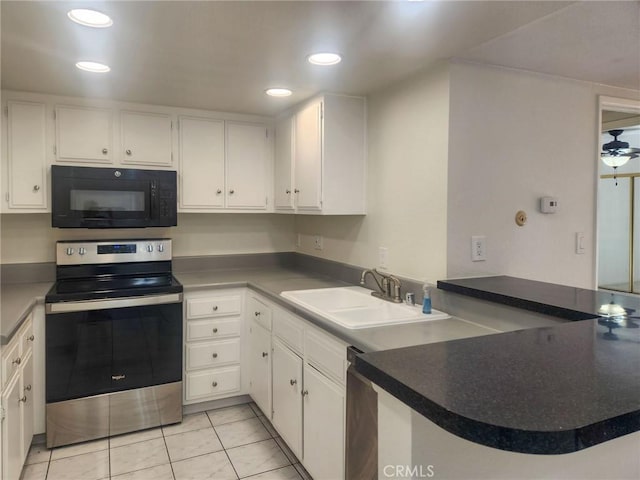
[1,295,45,345]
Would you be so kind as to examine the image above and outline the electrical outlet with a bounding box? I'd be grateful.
[296,234,301,248]
[471,236,486,261]
[576,232,585,254]
[379,247,388,269]
[314,235,323,250]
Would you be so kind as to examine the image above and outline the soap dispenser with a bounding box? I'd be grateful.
[422,284,432,314]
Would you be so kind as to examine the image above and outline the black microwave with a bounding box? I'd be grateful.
[51,165,177,228]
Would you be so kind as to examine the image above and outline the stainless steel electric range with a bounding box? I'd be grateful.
[44,239,183,448]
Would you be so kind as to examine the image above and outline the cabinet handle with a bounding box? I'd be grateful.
[290,379,297,386]
[294,189,300,193]
[262,352,268,358]
[33,185,40,192]
[126,149,132,156]
[229,189,235,195]
[216,189,222,195]
[12,357,21,366]
[19,396,27,403]
[212,305,218,311]
[212,381,218,388]
[286,189,291,194]
[24,384,32,392]
[212,353,218,359]
[102,148,108,155]
[254,311,261,317]
[301,390,309,397]
[212,328,218,334]
[27,335,35,342]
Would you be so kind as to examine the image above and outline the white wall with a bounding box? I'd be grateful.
[447,61,640,288]
[0,213,296,264]
[295,62,450,283]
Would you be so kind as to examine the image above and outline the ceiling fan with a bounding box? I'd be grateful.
[601,129,640,185]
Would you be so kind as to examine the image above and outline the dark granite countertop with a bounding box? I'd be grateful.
[356,314,640,454]
[437,275,640,321]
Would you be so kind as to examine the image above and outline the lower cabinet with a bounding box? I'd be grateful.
[248,318,272,417]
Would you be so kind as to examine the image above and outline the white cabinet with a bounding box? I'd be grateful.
[274,94,366,215]
[249,318,272,417]
[6,101,47,209]
[183,290,243,404]
[178,116,225,209]
[55,105,112,163]
[1,314,35,480]
[226,122,270,209]
[121,111,173,166]
[271,338,303,459]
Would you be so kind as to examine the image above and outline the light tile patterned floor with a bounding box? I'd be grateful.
[21,402,313,480]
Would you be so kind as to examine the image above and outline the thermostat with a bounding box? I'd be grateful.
[540,196,558,214]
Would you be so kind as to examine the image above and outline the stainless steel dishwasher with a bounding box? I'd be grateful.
[346,346,378,479]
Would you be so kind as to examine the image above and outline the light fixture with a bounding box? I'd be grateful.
[75,61,111,73]
[265,88,292,97]
[601,129,639,185]
[67,9,113,28]
[307,52,342,66]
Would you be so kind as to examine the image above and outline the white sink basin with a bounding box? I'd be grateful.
[280,286,450,329]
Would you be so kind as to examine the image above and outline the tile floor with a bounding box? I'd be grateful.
[21,402,313,480]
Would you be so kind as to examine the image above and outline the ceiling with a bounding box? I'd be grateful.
[1,1,638,116]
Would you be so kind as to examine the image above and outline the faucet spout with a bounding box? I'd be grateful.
[359,268,403,303]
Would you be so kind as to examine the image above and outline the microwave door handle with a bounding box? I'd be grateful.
[46,293,182,314]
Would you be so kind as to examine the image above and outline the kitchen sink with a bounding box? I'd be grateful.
[280,286,450,329]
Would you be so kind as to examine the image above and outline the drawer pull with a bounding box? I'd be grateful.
[212,381,218,388]
[19,395,27,403]
[301,390,309,397]
[262,352,268,358]
[290,379,297,386]
[27,335,35,342]
[213,305,219,311]
[12,357,21,366]
[212,328,218,334]
[254,311,261,317]
[24,384,32,392]
[212,353,218,359]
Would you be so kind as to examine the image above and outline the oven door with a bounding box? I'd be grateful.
[45,294,183,403]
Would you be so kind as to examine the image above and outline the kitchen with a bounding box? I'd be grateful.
[1,1,639,480]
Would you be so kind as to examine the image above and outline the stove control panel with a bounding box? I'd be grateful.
[56,239,172,265]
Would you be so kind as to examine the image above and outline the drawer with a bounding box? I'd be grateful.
[185,365,240,401]
[1,338,21,390]
[187,295,241,319]
[247,295,272,331]
[19,314,35,355]
[186,338,240,370]
[273,308,304,354]
[305,328,347,385]
[187,318,241,341]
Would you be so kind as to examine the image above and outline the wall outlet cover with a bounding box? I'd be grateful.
[379,247,388,269]
[314,235,323,250]
[471,235,486,262]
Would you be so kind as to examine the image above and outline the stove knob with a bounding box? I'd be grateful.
[158,243,164,253]
[147,244,154,253]
[66,247,74,256]
[78,247,86,256]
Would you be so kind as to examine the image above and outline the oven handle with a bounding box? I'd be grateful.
[46,293,183,314]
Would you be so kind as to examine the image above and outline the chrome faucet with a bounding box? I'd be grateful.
[360,268,402,303]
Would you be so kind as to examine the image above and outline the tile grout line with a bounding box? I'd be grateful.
[160,425,177,480]
[207,409,241,480]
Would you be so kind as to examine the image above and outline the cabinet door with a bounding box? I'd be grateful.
[179,116,225,209]
[20,352,34,461]
[303,363,345,480]
[55,105,112,163]
[272,339,302,460]
[7,101,47,209]
[2,373,23,480]
[294,100,322,211]
[121,111,172,166]
[249,319,272,417]
[274,116,294,210]
[226,122,268,209]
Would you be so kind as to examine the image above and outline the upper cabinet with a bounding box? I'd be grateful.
[55,105,113,164]
[121,111,173,166]
[178,116,225,209]
[6,101,47,210]
[274,94,366,215]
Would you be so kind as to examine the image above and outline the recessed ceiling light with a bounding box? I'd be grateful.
[76,61,111,73]
[307,52,342,66]
[265,88,293,97]
[67,9,113,28]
